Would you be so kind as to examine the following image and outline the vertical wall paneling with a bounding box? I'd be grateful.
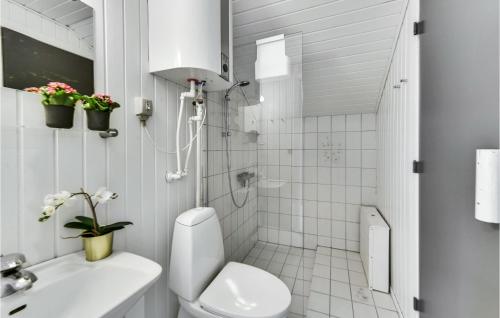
[376,0,419,317]
[123,0,143,257]
[1,0,206,316]
[105,0,126,250]
[1,88,19,254]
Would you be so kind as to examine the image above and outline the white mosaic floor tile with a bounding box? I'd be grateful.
[330,296,354,318]
[313,263,330,279]
[349,271,368,287]
[267,261,284,276]
[282,264,300,277]
[351,286,374,305]
[331,280,351,300]
[347,259,364,272]
[373,291,397,311]
[244,243,401,318]
[331,267,349,283]
[291,294,305,315]
[286,254,302,266]
[310,276,330,294]
[353,302,377,318]
[332,256,348,269]
[306,310,329,318]
[377,307,400,318]
[308,291,329,314]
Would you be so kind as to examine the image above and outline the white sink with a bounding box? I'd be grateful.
[1,251,162,318]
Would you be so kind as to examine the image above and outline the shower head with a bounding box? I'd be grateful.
[224,81,250,100]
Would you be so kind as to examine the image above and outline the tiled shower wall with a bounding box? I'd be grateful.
[204,92,258,262]
[258,113,377,252]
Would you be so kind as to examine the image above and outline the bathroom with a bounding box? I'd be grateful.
[0,0,498,318]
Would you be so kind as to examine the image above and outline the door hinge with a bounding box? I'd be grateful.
[413,160,424,173]
[413,297,424,312]
[413,21,424,35]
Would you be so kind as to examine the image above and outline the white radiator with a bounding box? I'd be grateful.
[360,206,390,293]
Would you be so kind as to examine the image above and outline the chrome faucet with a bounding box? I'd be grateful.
[1,253,37,298]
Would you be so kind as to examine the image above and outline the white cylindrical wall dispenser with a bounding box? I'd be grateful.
[148,0,232,91]
[475,149,499,223]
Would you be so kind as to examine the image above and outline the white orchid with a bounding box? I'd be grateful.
[91,187,118,204]
[39,187,118,223]
[38,187,129,238]
[42,205,56,216]
[43,190,73,206]
[39,205,56,221]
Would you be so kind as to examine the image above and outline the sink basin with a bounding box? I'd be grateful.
[1,251,162,318]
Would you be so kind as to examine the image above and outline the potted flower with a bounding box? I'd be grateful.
[25,82,81,129]
[38,187,132,261]
[81,94,120,131]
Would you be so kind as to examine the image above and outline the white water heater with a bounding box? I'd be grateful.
[148,0,233,91]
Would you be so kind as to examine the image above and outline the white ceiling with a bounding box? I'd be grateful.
[12,0,94,47]
[232,0,407,115]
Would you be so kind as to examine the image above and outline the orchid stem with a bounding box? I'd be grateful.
[80,188,99,235]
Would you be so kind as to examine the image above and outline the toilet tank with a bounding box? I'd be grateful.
[169,207,225,301]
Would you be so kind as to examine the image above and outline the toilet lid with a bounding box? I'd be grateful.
[199,262,291,318]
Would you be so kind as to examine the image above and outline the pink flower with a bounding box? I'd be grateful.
[44,82,77,95]
[24,87,40,93]
[92,93,113,104]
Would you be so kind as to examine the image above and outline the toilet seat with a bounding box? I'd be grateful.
[198,262,291,318]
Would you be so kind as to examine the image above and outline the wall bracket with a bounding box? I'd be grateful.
[413,160,424,173]
[99,128,119,139]
[413,21,425,35]
[413,297,424,312]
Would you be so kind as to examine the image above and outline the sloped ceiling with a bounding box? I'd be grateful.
[232,0,407,115]
[12,0,94,48]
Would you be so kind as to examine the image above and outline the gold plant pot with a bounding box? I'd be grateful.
[83,232,113,262]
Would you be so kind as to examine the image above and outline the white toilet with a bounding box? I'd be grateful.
[169,207,291,318]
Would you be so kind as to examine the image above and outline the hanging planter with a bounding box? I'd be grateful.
[25,83,80,129]
[86,109,110,131]
[82,94,120,131]
[44,105,75,128]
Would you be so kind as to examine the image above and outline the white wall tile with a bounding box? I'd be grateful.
[362,113,376,131]
[362,169,377,187]
[346,114,361,131]
[317,116,331,132]
[362,131,377,149]
[304,117,317,132]
[317,167,331,184]
[362,150,377,168]
[332,115,346,132]
[346,186,362,204]
[346,132,361,149]
[258,112,376,253]
[332,132,346,149]
[346,168,362,186]
[346,150,361,167]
